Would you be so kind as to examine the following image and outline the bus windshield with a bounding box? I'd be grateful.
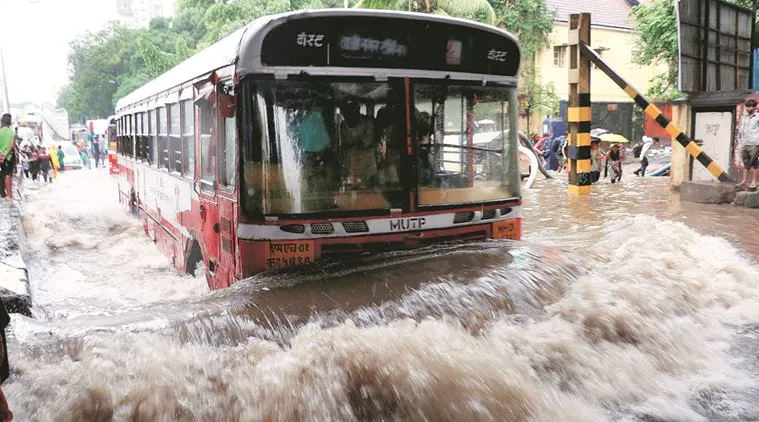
[414,84,519,206]
[243,79,405,215]
[240,79,519,217]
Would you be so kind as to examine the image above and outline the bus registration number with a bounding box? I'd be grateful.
[492,219,521,240]
[265,240,316,269]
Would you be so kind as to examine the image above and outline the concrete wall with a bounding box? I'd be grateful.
[670,102,692,190]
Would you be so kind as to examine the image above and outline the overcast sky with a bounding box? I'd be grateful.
[3,0,117,106]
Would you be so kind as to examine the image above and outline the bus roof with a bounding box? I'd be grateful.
[115,9,520,112]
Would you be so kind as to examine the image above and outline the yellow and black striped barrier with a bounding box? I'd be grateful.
[567,13,594,195]
[578,42,732,183]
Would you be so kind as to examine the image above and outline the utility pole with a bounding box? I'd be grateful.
[0,45,9,114]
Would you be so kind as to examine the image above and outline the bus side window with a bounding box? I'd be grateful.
[239,80,265,215]
[134,113,141,160]
[141,112,148,161]
[158,107,169,169]
[169,103,182,173]
[198,97,215,188]
[127,114,134,158]
[149,109,157,165]
[219,88,236,188]
[181,100,195,179]
[134,113,139,160]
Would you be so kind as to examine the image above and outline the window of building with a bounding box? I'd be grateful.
[169,103,182,173]
[181,99,195,179]
[553,46,566,67]
[158,106,169,169]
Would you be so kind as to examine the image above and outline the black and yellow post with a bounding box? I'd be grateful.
[567,13,593,195]
[578,42,732,183]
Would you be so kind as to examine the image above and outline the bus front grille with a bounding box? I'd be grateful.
[342,221,369,233]
[310,222,335,235]
[481,209,497,220]
[280,224,306,234]
[453,211,475,224]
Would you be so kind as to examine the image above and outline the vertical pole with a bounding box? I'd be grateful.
[0,45,8,114]
[751,0,757,90]
[567,13,592,195]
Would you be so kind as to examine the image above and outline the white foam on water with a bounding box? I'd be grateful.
[18,170,208,319]
[4,213,759,421]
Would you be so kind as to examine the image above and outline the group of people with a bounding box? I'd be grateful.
[590,141,626,183]
[535,131,660,184]
[76,135,106,169]
[17,144,61,183]
[293,98,403,193]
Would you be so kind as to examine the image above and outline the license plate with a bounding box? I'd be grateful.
[265,240,316,269]
[492,219,521,240]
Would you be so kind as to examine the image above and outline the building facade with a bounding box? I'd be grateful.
[524,0,667,135]
[115,0,177,28]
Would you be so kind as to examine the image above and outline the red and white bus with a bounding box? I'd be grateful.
[114,10,523,289]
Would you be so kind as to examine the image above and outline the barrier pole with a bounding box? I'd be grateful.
[567,13,593,195]
[579,41,732,183]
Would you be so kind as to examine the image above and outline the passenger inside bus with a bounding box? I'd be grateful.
[338,100,376,188]
[290,101,338,210]
[373,104,402,189]
[416,110,436,185]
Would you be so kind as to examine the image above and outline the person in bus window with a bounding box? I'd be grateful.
[339,100,376,187]
[375,126,401,187]
[295,103,338,209]
[416,111,435,185]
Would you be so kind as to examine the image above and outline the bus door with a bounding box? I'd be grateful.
[216,82,239,288]
[196,82,222,288]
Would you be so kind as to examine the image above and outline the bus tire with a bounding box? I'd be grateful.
[185,240,203,276]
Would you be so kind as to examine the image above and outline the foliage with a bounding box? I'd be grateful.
[355,0,498,24]
[59,0,553,120]
[491,0,554,58]
[59,0,350,120]
[631,0,751,101]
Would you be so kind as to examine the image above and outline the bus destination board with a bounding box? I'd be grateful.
[260,16,520,77]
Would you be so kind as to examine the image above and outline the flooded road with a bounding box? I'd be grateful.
[4,169,759,421]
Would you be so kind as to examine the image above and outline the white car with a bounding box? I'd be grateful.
[61,145,84,170]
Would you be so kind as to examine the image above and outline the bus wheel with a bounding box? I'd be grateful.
[185,240,203,276]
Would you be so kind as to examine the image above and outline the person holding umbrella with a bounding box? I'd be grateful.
[605,143,624,183]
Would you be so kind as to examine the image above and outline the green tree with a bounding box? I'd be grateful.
[632,0,753,100]
[355,0,498,25]
[492,0,554,57]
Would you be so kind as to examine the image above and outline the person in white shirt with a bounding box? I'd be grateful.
[738,99,759,190]
[634,136,659,177]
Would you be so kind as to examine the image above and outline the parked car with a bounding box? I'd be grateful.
[61,145,84,170]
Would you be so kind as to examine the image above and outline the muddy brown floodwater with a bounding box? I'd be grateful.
[5,169,759,421]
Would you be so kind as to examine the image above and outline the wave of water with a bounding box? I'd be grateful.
[5,171,759,421]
